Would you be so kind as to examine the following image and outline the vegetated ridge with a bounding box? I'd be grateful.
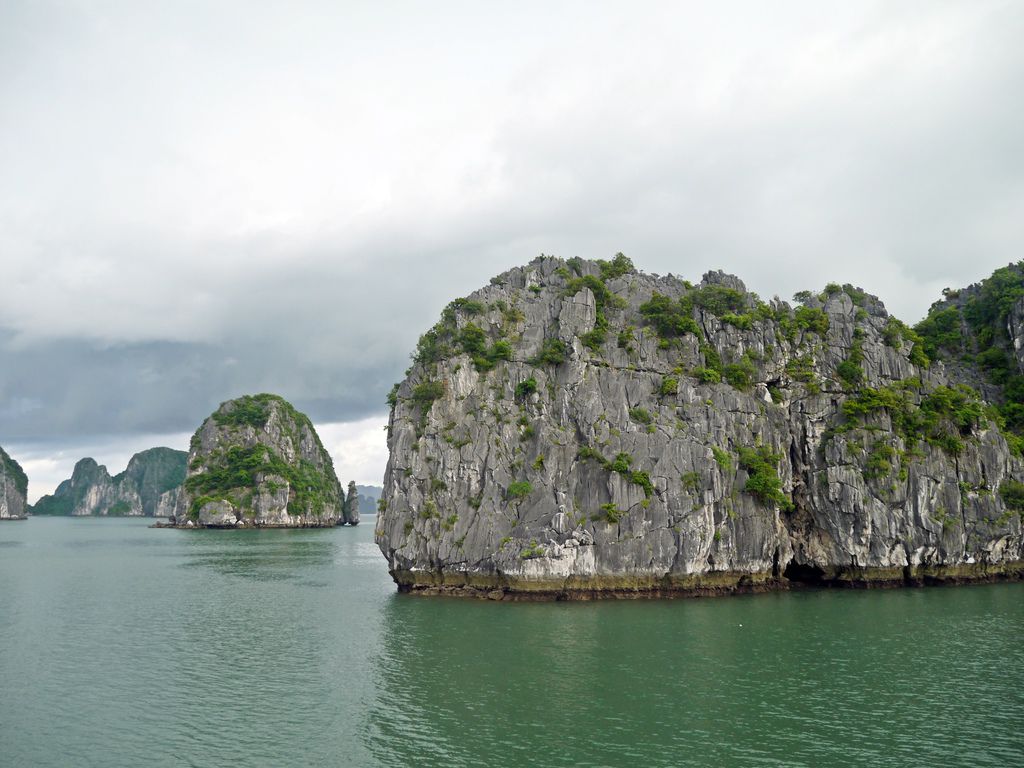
[376,254,1024,598]
[169,393,358,528]
[31,448,186,517]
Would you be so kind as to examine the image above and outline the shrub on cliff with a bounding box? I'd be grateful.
[737,445,792,511]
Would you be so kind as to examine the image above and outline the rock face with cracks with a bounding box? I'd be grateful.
[172,393,346,527]
[0,446,28,520]
[376,255,1024,598]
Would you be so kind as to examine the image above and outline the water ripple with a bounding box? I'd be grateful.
[1,520,1023,767]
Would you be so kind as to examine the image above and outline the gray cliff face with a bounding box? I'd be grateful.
[122,448,188,516]
[0,446,28,519]
[172,393,345,527]
[376,256,1024,597]
[31,449,186,517]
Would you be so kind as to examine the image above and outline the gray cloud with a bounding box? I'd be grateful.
[1,0,1022,460]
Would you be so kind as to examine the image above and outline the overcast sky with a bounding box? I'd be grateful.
[2,0,1022,500]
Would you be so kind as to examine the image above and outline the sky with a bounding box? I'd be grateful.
[2,0,1022,501]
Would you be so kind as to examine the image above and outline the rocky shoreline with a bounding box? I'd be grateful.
[152,517,351,529]
[390,560,1024,600]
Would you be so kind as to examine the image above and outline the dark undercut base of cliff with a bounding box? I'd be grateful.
[389,560,1024,600]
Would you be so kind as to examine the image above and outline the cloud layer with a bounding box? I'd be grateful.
[2,1,1022,488]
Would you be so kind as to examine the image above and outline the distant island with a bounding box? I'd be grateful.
[163,393,359,528]
[31,448,186,517]
[6,402,382,527]
[356,485,383,514]
[376,254,1024,598]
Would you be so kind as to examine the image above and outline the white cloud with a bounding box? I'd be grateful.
[317,415,390,490]
[0,0,1022,454]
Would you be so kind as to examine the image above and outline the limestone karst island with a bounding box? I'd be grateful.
[166,393,360,528]
[32,448,187,517]
[376,254,1024,598]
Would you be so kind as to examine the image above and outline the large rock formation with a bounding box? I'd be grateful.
[172,393,346,527]
[376,254,1024,598]
[0,446,28,520]
[30,448,186,517]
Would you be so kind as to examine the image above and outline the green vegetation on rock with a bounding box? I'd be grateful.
[597,252,635,280]
[458,323,513,372]
[639,293,702,339]
[999,480,1024,514]
[412,297,518,373]
[737,445,792,511]
[531,338,569,366]
[563,262,629,352]
[723,357,756,391]
[515,378,538,399]
[595,502,625,524]
[914,263,1024,451]
[836,330,865,388]
[577,446,654,498]
[212,394,278,429]
[794,305,830,335]
[711,446,732,472]
[628,407,653,425]
[864,441,896,481]
[915,306,963,360]
[184,395,342,523]
[186,443,336,519]
[107,500,132,517]
[506,481,532,499]
[840,380,985,456]
[0,447,28,498]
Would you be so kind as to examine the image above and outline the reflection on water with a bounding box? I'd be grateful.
[179,529,339,581]
[365,587,1024,767]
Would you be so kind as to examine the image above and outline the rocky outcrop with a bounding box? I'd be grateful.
[31,448,186,517]
[376,255,1024,598]
[343,481,361,526]
[170,393,346,527]
[0,446,28,520]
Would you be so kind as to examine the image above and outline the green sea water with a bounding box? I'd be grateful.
[1,517,1021,767]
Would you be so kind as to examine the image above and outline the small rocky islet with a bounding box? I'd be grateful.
[376,254,1024,599]
[164,393,358,528]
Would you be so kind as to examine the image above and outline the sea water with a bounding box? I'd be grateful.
[1,517,1021,767]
